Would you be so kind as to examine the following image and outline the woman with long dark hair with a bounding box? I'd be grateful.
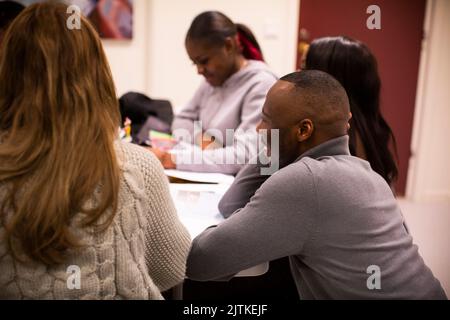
[152,11,277,174]
[305,36,398,187]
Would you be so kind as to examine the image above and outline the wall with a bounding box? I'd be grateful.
[102,0,149,96]
[101,0,299,107]
[406,0,450,202]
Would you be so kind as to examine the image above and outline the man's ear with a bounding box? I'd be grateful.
[347,112,352,131]
[297,119,314,142]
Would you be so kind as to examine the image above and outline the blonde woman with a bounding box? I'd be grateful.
[0,2,190,299]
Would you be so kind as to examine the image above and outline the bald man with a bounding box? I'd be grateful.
[186,70,446,299]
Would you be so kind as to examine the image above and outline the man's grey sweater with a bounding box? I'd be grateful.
[186,136,447,299]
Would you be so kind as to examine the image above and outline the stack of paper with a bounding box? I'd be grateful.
[164,169,235,185]
[169,183,229,238]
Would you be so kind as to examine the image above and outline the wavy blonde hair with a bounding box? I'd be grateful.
[0,1,121,265]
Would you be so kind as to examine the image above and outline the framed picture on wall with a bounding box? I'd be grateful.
[14,0,133,39]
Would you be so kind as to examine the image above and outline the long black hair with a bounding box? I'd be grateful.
[186,11,264,61]
[306,36,398,186]
[0,1,25,33]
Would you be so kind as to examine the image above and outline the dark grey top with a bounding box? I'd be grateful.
[218,160,269,218]
[187,135,447,299]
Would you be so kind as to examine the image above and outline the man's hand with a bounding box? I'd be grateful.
[145,147,176,169]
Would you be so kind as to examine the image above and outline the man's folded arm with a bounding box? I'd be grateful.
[186,163,316,281]
[218,163,271,218]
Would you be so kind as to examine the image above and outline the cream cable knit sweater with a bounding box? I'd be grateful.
[0,141,191,299]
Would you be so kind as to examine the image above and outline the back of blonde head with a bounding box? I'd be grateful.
[0,1,121,265]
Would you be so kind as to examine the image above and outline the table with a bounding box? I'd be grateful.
[169,183,269,278]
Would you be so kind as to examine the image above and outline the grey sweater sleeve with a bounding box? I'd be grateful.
[171,83,205,142]
[218,164,270,218]
[186,162,316,281]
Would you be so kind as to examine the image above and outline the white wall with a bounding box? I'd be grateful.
[102,0,149,96]
[102,0,299,107]
[406,0,450,203]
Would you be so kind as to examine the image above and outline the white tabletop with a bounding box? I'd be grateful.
[170,182,269,277]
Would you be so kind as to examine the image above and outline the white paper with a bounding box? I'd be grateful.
[170,183,228,238]
[164,169,235,185]
[170,183,270,277]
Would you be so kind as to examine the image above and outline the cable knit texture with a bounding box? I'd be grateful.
[0,141,191,299]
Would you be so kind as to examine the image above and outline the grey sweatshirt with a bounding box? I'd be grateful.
[186,136,447,299]
[171,60,277,175]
